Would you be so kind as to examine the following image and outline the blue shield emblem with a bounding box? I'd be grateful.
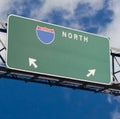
[36,26,55,44]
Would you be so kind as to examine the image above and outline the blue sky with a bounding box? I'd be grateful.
[0,0,120,119]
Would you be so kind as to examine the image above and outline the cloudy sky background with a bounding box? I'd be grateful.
[0,0,120,119]
[1,0,120,48]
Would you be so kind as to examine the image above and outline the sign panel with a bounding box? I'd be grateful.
[7,14,111,84]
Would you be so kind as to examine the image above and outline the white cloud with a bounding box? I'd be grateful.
[108,95,120,104]
[101,0,120,49]
[107,95,120,119]
[31,0,105,21]
[0,1,25,21]
[0,1,12,21]
[112,109,120,119]
[108,95,112,104]
[0,0,105,29]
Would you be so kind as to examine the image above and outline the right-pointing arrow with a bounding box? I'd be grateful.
[86,69,96,77]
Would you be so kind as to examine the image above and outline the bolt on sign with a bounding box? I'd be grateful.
[7,14,111,84]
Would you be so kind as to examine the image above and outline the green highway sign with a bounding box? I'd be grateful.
[7,14,111,84]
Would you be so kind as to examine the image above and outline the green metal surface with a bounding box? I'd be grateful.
[7,15,111,84]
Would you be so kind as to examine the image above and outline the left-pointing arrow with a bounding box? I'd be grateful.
[29,58,38,68]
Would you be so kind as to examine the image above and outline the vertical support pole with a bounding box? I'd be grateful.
[111,53,119,83]
[112,53,115,82]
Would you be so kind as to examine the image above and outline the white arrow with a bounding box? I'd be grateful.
[86,69,96,77]
[29,58,38,68]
